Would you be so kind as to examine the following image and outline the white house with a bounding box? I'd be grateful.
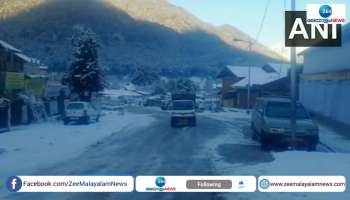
[298,24,350,125]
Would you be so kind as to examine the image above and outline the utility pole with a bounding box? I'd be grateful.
[232,39,253,112]
[247,42,252,112]
[290,0,297,150]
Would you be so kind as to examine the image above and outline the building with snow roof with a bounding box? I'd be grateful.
[217,64,290,108]
[0,39,48,125]
[298,24,350,125]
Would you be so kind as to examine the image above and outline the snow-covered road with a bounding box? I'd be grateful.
[2,108,350,200]
[201,110,350,200]
[0,111,154,185]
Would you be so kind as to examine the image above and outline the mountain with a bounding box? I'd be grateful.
[0,0,282,76]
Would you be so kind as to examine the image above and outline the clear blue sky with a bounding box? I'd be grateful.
[169,0,350,49]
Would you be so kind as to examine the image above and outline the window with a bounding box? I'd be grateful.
[266,102,309,119]
[67,103,84,110]
[173,100,194,110]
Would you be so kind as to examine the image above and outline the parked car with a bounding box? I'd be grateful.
[251,97,319,151]
[64,101,100,125]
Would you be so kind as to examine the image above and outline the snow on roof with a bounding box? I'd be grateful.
[263,63,290,76]
[39,65,49,70]
[15,53,33,63]
[226,65,259,77]
[233,72,283,87]
[227,65,287,87]
[25,74,47,79]
[133,90,151,95]
[103,89,142,98]
[0,40,22,52]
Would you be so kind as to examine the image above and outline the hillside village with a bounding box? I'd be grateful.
[0,1,350,200]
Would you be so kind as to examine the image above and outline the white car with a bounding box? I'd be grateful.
[64,101,101,125]
[170,100,196,127]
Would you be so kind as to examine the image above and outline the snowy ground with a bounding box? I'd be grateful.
[0,111,154,182]
[1,107,349,200]
[318,125,350,153]
[202,108,350,153]
[202,110,350,200]
[198,108,251,122]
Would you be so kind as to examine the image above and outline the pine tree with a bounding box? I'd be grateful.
[153,80,167,95]
[168,78,198,93]
[64,26,105,101]
[131,65,159,86]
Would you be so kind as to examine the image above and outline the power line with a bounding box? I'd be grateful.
[280,0,287,62]
[254,0,271,43]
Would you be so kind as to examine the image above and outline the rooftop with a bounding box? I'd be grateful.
[262,63,290,76]
[15,52,33,63]
[226,65,288,87]
[0,40,21,53]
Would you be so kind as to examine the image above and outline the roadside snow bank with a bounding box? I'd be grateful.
[203,110,350,199]
[319,125,350,153]
[199,109,251,122]
[230,151,350,175]
[0,112,154,179]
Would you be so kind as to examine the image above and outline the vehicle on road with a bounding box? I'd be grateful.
[101,99,125,115]
[143,97,162,107]
[170,93,196,127]
[160,99,171,110]
[197,98,219,112]
[64,101,101,125]
[251,97,319,151]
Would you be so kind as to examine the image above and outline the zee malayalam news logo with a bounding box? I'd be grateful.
[319,5,332,18]
[145,176,176,192]
[307,4,346,24]
[155,176,166,187]
[259,179,270,190]
[285,4,346,47]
